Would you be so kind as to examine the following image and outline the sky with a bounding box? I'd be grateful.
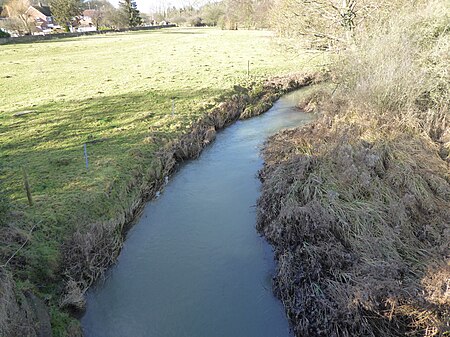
[108,0,215,13]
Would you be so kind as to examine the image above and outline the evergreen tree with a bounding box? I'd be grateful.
[50,0,82,31]
[119,0,141,27]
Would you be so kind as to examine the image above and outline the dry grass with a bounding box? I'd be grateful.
[258,1,449,336]
[258,110,449,336]
[334,0,449,146]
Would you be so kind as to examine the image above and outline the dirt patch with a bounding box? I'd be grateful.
[257,108,450,336]
[0,269,52,337]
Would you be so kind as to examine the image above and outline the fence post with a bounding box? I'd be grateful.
[84,143,89,170]
[22,167,33,206]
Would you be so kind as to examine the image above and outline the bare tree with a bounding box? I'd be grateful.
[200,2,225,26]
[252,0,273,28]
[102,5,127,28]
[270,0,386,49]
[89,9,102,28]
[222,0,274,30]
[83,0,116,29]
[1,0,36,35]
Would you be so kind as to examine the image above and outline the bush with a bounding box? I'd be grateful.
[169,16,187,26]
[0,29,11,38]
[187,16,204,27]
[259,112,450,336]
[337,1,448,111]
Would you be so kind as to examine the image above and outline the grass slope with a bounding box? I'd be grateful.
[0,27,320,334]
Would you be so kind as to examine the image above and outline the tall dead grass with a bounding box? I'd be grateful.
[259,110,449,335]
[258,0,449,336]
[335,0,449,147]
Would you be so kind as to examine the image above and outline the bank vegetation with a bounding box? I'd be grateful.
[258,0,449,336]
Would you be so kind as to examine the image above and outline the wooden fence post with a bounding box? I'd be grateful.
[22,167,33,206]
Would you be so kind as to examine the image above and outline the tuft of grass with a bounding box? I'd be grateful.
[259,111,450,337]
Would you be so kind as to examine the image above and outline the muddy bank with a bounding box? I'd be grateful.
[0,269,53,337]
[256,104,450,336]
[47,73,315,331]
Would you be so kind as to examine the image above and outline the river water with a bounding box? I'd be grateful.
[81,90,314,337]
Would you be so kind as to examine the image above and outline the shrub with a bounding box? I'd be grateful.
[336,0,449,119]
[188,16,204,27]
[259,0,450,336]
[0,29,11,38]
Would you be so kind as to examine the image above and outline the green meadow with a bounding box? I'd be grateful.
[0,28,317,291]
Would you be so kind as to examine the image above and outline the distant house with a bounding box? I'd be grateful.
[82,9,97,20]
[25,4,57,32]
[0,2,60,35]
[77,9,98,32]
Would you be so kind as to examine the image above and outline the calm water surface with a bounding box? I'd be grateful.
[81,90,314,337]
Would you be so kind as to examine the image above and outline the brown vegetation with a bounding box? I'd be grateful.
[257,0,449,336]
[258,111,449,336]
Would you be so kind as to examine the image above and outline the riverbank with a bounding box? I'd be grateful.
[81,86,318,337]
[257,109,449,336]
[0,70,318,336]
[0,27,327,335]
[256,1,449,335]
[61,71,317,308]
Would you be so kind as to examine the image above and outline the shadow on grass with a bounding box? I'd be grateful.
[0,85,230,213]
[2,86,226,155]
[152,30,207,35]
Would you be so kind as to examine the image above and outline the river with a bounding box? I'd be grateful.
[81,89,314,337]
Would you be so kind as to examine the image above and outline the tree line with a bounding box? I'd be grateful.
[0,0,142,35]
[1,0,281,35]
[152,0,273,29]
[1,0,390,48]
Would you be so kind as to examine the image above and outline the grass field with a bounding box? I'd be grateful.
[0,27,320,333]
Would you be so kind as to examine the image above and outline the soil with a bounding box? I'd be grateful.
[0,270,52,337]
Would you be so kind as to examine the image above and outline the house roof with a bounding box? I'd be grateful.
[32,5,52,16]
